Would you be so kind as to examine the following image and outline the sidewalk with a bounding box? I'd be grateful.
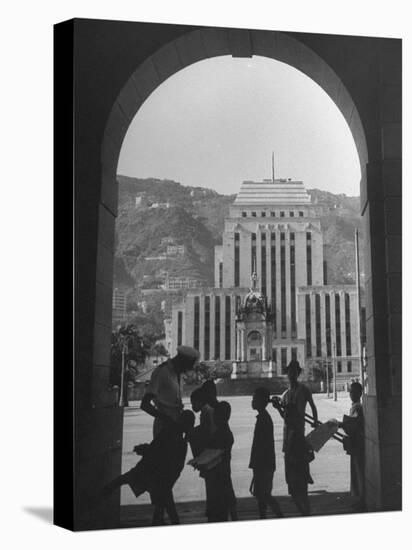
[120,491,361,527]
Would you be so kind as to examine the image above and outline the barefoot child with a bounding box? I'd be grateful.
[249,387,283,519]
[190,401,237,522]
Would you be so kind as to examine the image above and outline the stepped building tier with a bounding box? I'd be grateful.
[168,178,360,385]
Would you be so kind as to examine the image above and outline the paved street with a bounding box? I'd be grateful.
[121,392,351,506]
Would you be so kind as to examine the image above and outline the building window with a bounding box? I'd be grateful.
[280,211,285,217]
[214,296,220,359]
[270,211,276,217]
[225,296,231,360]
[234,233,240,287]
[261,211,266,217]
[177,311,183,346]
[325,294,331,357]
[271,232,276,337]
[194,296,200,351]
[281,347,288,374]
[261,232,267,297]
[345,293,352,356]
[335,294,342,356]
[219,261,223,288]
[291,347,297,361]
[290,211,294,217]
[337,361,342,373]
[251,233,257,273]
[242,211,247,217]
[306,294,312,358]
[252,211,257,217]
[323,261,328,285]
[299,211,304,217]
[280,233,286,336]
[204,296,210,360]
[315,293,321,357]
[290,233,296,337]
[347,360,352,373]
[272,348,277,362]
[306,232,312,285]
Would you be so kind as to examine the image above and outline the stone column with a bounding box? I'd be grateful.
[210,294,215,361]
[310,292,316,359]
[340,290,347,362]
[199,294,205,360]
[275,230,282,338]
[262,332,266,361]
[330,290,336,362]
[320,291,327,357]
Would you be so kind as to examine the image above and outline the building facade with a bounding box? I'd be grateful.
[169,179,361,383]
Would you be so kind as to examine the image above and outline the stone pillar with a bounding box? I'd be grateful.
[360,39,402,512]
[256,228,262,287]
[275,231,282,337]
[236,329,241,361]
[199,294,205,360]
[266,228,271,303]
[285,231,292,337]
[330,290,337,362]
[340,290,347,361]
[310,292,316,360]
[320,291,327,357]
[210,294,215,360]
[220,294,225,361]
[262,332,266,361]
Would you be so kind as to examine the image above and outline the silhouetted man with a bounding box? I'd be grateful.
[141,345,200,436]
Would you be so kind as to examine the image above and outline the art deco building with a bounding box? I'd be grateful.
[169,178,361,383]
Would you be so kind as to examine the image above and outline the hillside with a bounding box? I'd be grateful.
[114,176,364,333]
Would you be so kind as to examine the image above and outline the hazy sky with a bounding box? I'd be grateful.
[118,56,361,197]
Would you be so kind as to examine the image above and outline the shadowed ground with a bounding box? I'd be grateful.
[120,491,360,527]
[120,393,355,525]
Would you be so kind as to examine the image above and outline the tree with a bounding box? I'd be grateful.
[152,342,169,357]
[109,324,150,388]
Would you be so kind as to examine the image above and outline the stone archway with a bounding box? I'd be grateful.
[72,21,401,529]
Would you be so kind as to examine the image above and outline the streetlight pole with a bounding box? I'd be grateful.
[333,342,337,401]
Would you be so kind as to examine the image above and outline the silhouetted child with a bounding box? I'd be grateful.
[202,379,219,408]
[249,387,283,519]
[190,387,216,457]
[341,382,365,509]
[203,401,237,522]
[103,410,195,525]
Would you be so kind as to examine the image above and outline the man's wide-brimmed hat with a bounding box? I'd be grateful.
[176,345,200,361]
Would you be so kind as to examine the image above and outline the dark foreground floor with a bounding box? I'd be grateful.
[120,491,361,528]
